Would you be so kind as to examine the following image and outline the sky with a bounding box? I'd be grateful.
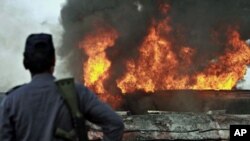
[0,0,66,91]
[0,0,249,91]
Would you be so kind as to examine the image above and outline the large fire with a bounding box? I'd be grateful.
[78,4,250,107]
[79,27,118,94]
[117,22,250,93]
[79,27,122,106]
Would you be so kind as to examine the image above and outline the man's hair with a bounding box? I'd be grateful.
[23,33,55,74]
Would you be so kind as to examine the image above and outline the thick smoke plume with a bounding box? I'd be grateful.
[60,0,159,80]
[169,0,250,70]
[60,0,250,92]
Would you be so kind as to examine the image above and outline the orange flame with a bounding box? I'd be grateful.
[193,30,250,90]
[117,19,250,93]
[78,5,250,107]
[79,27,122,107]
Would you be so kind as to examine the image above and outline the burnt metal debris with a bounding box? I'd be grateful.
[122,90,250,114]
[88,111,250,141]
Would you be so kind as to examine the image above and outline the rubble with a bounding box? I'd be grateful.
[88,112,250,141]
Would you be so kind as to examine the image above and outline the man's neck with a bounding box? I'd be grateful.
[31,71,53,78]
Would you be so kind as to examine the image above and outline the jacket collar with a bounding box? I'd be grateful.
[31,73,55,84]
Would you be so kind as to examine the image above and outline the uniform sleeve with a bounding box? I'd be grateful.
[0,96,15,141]
[76,84,124,141]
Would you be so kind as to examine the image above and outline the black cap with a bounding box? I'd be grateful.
[23,33,55,73]
[24,33,54,53]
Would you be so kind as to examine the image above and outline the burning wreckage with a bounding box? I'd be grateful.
[2,0,250,140]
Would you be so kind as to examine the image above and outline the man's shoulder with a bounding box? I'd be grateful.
[6,84,28,96]
[74,82,97,100]
[1,84,28,106]
[74,82,89,93]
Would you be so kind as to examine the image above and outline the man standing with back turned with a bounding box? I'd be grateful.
[0,33,124,141]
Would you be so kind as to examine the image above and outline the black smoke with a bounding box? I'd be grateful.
[59,0,160,94]
[59,0,250,93]
[168,0,250,71]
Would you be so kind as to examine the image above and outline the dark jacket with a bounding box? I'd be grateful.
[0,73,124,141]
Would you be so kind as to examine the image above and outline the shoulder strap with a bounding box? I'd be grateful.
[55,78,81,118]
[55,78,88,141]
